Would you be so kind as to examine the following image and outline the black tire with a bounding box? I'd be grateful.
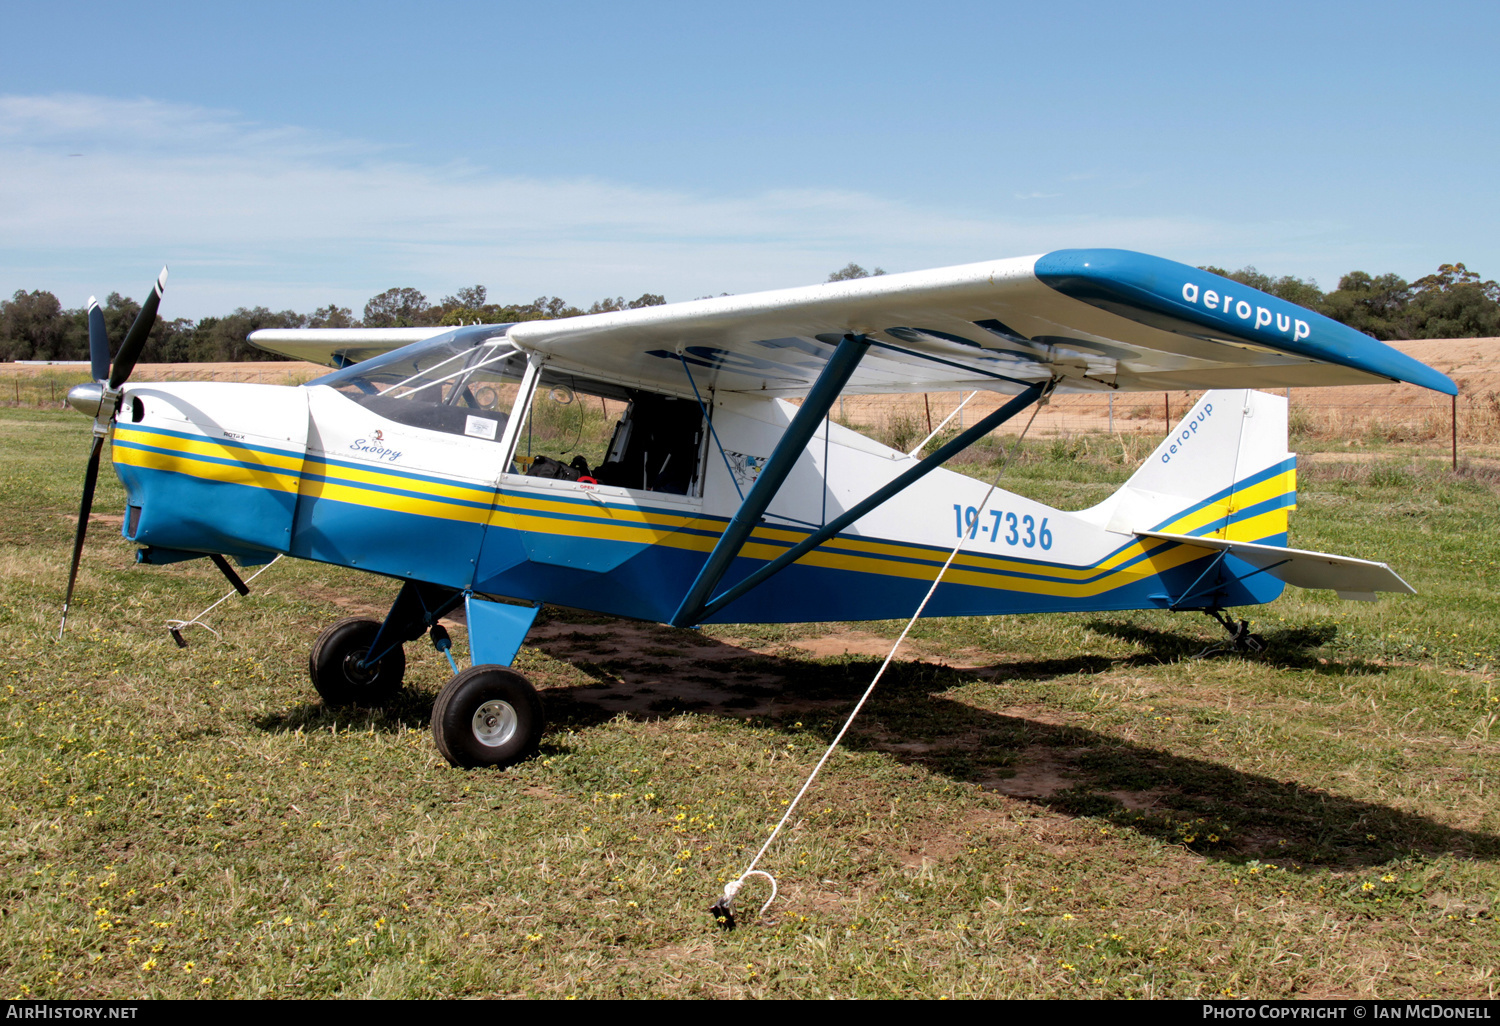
[308,617,406,707]
[431,665,545,769]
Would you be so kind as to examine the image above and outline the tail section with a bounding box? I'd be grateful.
[1083,389,1412,605]
[1082,389,1296,546]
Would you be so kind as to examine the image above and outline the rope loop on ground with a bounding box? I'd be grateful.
[165,555,282,644]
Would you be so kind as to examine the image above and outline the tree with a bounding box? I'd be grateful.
[1199,266,1324,310]
[1405,263,1500,339]
[194,307,306,361]
[1318,272,1411,340]
[0,289,74,361]
[586,293,667,314]
[454,285,487,309]
[308,305,356,328]
[363,287,431,328]
[828,263,886,282]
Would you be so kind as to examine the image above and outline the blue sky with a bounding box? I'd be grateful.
[2,0,1497,319]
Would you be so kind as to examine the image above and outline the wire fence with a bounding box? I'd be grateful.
[829,387,1500,461]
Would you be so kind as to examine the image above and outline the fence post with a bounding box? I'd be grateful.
[923,393,932,434]
[1108,393,1113,434]
[1452,393,1458,471]
[1163,393,1169,434]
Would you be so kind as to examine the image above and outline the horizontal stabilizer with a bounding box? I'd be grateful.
[1136,531,1415,601]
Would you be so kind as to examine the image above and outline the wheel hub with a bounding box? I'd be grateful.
[342,649,379,685]
[471,700,519,747]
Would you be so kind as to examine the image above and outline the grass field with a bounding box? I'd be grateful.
[1,406,1497,999]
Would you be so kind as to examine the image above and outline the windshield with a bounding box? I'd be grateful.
[308,325,528,441]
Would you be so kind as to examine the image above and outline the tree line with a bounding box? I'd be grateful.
[0,285,667,364]
[1201,263,1500,340]
[1,260,1494,364]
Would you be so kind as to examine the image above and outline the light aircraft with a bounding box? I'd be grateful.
[60,249,1456,770]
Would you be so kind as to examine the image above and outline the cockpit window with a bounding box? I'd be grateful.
[515,370,706,496]
[308,327,525,441]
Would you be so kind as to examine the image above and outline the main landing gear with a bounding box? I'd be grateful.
[307,583,545,770]
[431,666,545,769]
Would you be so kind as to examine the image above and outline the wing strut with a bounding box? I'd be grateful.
[687,381,1050,625]
[670,334,873,627]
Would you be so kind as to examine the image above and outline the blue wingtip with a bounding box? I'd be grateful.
[1034,249,1459,396]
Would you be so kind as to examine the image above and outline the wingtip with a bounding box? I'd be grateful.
[87,295,98,309]
[156,267,169,293]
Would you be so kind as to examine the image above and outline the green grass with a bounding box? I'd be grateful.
[1,410,1498,998]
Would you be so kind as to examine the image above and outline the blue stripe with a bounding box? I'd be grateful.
[113,437,298,478]
[1182,493,1297,537]
[1147,458,1296,532]
[117,424,301,461]
[300,467,496,512]
[118,424,1298,593]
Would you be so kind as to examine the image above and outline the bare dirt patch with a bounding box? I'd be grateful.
[982,745,1080,799]
[298,583,390,622]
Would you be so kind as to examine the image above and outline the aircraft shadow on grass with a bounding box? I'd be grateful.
[254,614,1494,871]
[1084,618,1363,674]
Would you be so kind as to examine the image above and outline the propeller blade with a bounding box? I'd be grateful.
[87,297,109,383]
[108,266,167,390]
[58,434,105,641]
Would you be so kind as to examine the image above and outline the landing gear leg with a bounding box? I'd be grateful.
[1196,609,1266,659]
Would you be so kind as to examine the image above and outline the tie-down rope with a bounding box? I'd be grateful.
[713,389,1051,926]
[166,555,282,644]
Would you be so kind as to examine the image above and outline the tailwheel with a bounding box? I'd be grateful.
[1195,609,1267,659]
[431,665,545,769]
[308,617,406,706]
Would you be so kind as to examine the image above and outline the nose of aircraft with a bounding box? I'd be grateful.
[66,381,108,419]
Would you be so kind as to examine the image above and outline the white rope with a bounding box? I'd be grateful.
[906,391,979,458]
[715,386,1053,924]
[166,555,282,639]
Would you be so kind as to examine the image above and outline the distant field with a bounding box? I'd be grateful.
[1,405,1496,999]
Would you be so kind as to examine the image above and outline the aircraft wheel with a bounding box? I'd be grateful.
[431,665,545,769]
[308,617,406,707]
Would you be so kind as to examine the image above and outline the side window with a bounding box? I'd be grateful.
[513,376,706,496]
[515,383,623,478]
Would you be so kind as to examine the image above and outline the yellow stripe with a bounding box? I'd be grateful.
[115,445,300,494]
[115,428,304,475]
[295,478,493,524]
[1157,470,1295,536]
[312,461,493,505]
[117,427,1296,597]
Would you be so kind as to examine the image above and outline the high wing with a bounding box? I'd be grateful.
[248,249,1456,397]
[508,249,1455,397]
[248,327,451,368]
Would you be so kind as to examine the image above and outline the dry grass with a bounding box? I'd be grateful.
[1,397,1498,999]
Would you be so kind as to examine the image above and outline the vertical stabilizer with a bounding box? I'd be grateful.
[1080,389,1296,545]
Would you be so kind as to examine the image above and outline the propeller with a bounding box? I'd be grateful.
[58,268,168,640]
